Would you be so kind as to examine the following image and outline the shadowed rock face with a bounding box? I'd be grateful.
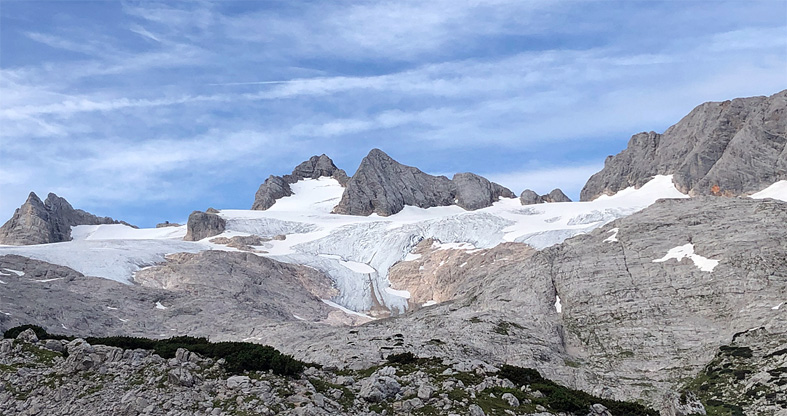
[183,210,225,241]
[251,175,293,211]
[251,155,348,211]
[581,89,787,201]
[0,192,129,246]
[519,188,571,205]
[333,149,514,216]
[452,172,516,210]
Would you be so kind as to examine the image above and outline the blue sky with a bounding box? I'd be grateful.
[1,1,785,227]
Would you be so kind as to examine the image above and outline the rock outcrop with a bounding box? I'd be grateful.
[183,210,225,241]
[519,188,572,205]
[0,192,129,246]
[581,89,787,201]
[333,149,514,216]
[452,172,516,210]
[252,155,348,211]
[283,154,349,185]
[251,175,293,211]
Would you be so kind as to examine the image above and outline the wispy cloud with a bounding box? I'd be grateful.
[0,1,784,226]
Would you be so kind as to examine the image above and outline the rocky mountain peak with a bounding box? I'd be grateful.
[581,89,787,201]
[333,149,515,216]
[519,188,572,205]
[251,155,349,211]
[0,192,130,246]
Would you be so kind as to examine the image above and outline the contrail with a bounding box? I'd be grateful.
[207,80,301,86]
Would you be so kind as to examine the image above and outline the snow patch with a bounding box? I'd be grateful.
[33,278,62,283]
[3,268,24,276]
[404,252,422,261]
[292,314,305,321]
[384,287,411,299]
[773,302,784,310]
[106,306,118,310]
[422,300,437,307]
[751,180,787,202]
[155,301,168,310]
[432,241,477,251]
[653,243,719,272]
[322,299,375,319]
[604,228,619,243]
[555,295,562,313]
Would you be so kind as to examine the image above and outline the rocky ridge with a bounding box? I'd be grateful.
[333,149,515,216]
[252,155,348,211]
[519,189,572,205]
[0,192,129,246]
[581,89,787,201]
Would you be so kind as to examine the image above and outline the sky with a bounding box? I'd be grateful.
[0,1,785,228]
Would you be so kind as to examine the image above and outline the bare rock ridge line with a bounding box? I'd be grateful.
[581,89,787,201]
[251,154,348,210]
[519,188,572,205]
[333,148,516,216]
[0,192,131,246]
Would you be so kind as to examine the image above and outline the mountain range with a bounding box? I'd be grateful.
[0,90,785,416]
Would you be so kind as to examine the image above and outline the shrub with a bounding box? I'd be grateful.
[3,325,305,377]
[386,352,418,365]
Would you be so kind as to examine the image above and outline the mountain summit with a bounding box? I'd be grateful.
[252,154,348,211]
[0,192,129,245]
[581,89,787,201]
[333,148,514,216]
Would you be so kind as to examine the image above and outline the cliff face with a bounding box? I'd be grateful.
[333,149,514,216]
[581,90,787,201]
[252,154,348,211]
[0,192,127,245]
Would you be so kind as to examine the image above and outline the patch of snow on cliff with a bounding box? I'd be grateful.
[322,299,375,319]
[404,252,421,261]
[604,228,619,243]
[385,287,411,299]
[653,243,719,272]
[555,295,562,313]
[3,268,24,276]
[751,180,787,202]
[155,301,168,310]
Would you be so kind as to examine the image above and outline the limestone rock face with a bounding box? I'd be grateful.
[581,89,787,201]
[0,192,128,245]
[283,154,349,186]
[452,172,515,210]
[183,210,225,241]
[333,149,456,216]
[542,189,571,203]
[252,155,348,211]
[519,188,572,205]
[333,149,513,216]
[251,175,293,211]
[519,189,542,205]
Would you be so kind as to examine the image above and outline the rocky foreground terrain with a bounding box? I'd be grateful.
[1,328,656,416]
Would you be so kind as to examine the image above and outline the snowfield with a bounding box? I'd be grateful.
[0,175,693,314]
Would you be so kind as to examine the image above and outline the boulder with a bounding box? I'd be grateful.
[184,210,226,241]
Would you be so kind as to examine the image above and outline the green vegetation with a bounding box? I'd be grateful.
[4,325,306,377]
[499,364,658,416]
